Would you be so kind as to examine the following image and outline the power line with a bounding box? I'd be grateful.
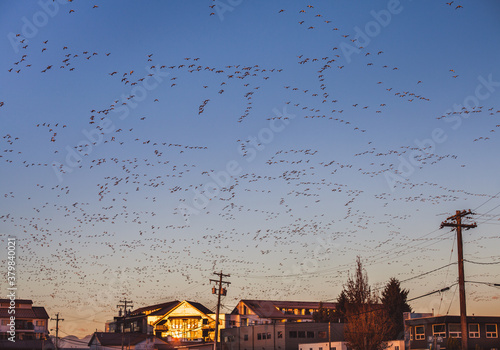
[464,259,500,265]
[465,280,500,287]
[446,284,459,315]
[399,262,457,284]
[473,190,500,211]
[408,284,457,302]
[439,233,456,314]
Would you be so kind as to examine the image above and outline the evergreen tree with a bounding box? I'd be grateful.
[381,277,412,340]
[339,256,391,350]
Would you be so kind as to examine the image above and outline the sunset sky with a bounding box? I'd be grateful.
[1,0,499,339]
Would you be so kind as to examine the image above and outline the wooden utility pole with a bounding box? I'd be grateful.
[210,271,230,350]
[50,313,64,350]
[440,209,477,350]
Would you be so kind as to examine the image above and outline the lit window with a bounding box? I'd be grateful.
[318,331,327,339]
[486,324,498,338]
[433,324,446,338]
[448,324,461,338]
[410,327,413,341]
[469,324,480,338]
[415,326,425,340]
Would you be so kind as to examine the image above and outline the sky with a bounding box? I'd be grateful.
[1,0,500,339]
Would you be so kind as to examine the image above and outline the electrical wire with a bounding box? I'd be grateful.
[464,259,500,265]
[473,190,500,211]
[407,284,457,302]
[445,283,458,315]
[439,236,456,315]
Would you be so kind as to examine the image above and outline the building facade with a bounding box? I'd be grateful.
[88,332,170,350]
[221,322,345,350]
[0,298,54,349]
[405,315,500,350]
[299,340,404,350]
[106,300,226,343]
[229,300,339,327]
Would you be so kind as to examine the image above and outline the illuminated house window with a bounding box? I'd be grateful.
[469,324,480,338]
[486,324,498,338]
[169,318,200,340]
[415,326,425,340]
[433,324,446,338]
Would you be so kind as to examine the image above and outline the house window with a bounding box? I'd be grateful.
[469,324,480,338]
[415,326,425,340]
[298,331,306,338]
[410,327,413,341]
[257,333,262,340]
[486,324,498,338]
[318,331,327,339]
[277,331,283,339]
[307,331,314,338]
[35,320,45,327]
[267,333,272,339]
[289,331,297,338]
[395,346,399,350]
[319,347,323,350]
[244,334,249,341]
[331,347,336,350]
[448,324,461,338]
[1,320,8,326]
[433,324,446,338]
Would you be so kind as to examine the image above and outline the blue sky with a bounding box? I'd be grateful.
[1,0,499,338]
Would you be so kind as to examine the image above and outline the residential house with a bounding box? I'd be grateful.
[229,300,339,327]
[106,300,225,343]
[405,315,500,350]
[0,298,54,350]
[152,300,217,341]
[106,300,180,334]
[88,332,170,350]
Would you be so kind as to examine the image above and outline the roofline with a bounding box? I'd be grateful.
[153,300,215,325]
[0,299,33,304]
[405,315,500,324]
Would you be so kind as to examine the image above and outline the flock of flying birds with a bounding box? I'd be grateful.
[1,0,499,338]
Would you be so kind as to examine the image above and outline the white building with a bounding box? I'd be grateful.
[299,340,405,350]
